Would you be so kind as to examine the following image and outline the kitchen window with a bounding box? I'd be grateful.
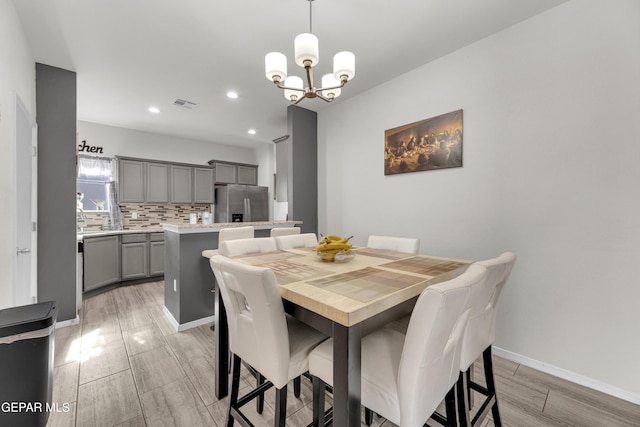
[77,155,114,211]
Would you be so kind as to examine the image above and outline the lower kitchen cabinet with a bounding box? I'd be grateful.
[121,234,148,280]
[83,235,120,292]
[83,232,164,293]
[149,233,165,276]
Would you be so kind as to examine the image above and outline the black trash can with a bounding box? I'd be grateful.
[0,301,57,427]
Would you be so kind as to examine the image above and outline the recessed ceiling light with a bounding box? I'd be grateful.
[148,107,160,113]
[248,129,256,135]
[227,91,239,99]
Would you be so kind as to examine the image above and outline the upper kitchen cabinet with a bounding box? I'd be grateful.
[118,159,145,202]
[146,162,170,203]
[170,165,193,204]
[237,165,258,185]
[117,156,260,204]
[193,167,215,203]
[212,162,237,184]
[210,161,258,185]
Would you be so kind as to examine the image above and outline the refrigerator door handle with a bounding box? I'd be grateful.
[244,198,251,222]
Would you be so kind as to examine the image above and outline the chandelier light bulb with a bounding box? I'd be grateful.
[294,33,319,67]
[333,51,355,82]
[283,76,304,102]
[265,52,287,82]
[321,74,341,99]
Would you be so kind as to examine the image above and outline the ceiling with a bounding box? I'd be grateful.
[13,0,566,149]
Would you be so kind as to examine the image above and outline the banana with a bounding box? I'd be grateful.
[317,234,354,259]
[317,242,352,252]
[321,234,353,243]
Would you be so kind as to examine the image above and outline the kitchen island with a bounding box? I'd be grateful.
[161,221,301,330]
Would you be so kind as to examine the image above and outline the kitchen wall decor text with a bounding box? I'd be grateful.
[78,140,104,154]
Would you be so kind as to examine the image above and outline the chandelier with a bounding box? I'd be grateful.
[264,0,355,104]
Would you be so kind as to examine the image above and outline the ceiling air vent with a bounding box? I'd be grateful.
[173,98,198,109]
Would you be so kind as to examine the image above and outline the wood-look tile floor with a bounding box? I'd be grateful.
[46,281,640,427]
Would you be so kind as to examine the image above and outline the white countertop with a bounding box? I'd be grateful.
[77,228,164,241]
[161,220,302,234]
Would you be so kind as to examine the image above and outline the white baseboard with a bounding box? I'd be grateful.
[55,315,80,329]
[493,346,640,405]
[162,306,214,333]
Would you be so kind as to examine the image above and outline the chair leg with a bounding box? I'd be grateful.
[257,373,265,414]
[365,408,373,425]
[227,354,242,427]
[312,376,325,427]
[466,368,472,406]
[456,371,470,427]
[444,386,460,427]
[482,346,501,427]
[294,375,301,398]
[274,385,288,427]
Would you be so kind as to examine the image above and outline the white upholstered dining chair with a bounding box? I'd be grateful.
[270,227,301,237]
[274,233,318,250]
[308,266,484,427]
[201,225,255,258]
[202,226,257,333]
[457,252,516,427]
[366,234,421,368]
[209,255,327,427]
[367,235,420,254]
[218,237,277,257]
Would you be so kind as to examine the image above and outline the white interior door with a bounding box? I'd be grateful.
[14,94,37,306]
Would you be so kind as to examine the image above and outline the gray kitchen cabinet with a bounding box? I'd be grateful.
[213,162,237,184]
[193,167,214,203]
[146,162,169,203]
[171,165,193,203]
[211,161,258,185]
[149,233,165,276]
[117,157,255,203]
[237,165,258,185]
[121,234,148,280]
[83,235,120,291]
[118,159,145,202]
[83,232,165,292]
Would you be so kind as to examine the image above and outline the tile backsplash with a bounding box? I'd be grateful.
[79,203,212,231]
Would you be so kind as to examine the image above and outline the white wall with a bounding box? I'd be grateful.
[78,121,258,167]
[318,0,640,400]
[0,2,36,309]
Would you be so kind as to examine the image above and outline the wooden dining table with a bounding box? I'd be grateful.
[212,246,472,427]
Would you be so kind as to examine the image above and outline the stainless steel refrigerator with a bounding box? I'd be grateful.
[214,184,269,223]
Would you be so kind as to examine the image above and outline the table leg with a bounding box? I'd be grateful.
[214,281,229,398]
[332,322,362,427]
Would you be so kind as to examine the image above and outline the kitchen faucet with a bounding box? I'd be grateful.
[77,207,86,232]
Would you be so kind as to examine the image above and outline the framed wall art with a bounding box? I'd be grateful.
[384,109,463,175]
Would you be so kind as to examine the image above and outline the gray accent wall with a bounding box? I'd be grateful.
[285,105,317,234]
[36,63,77,322]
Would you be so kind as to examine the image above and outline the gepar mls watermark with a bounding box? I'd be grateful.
[1,401,71,413]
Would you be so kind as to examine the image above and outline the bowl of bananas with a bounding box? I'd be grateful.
[316,234,354,262]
